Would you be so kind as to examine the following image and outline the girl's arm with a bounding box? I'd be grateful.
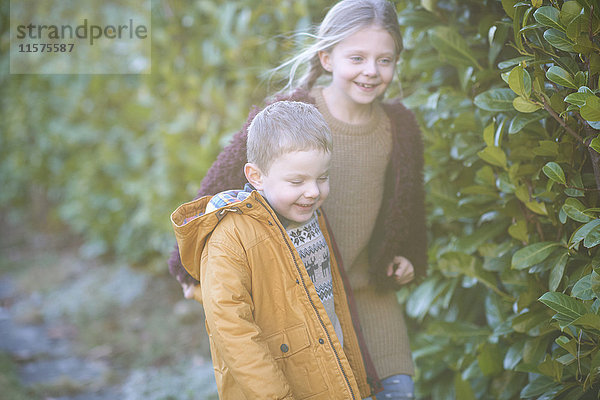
[203,233,294,399]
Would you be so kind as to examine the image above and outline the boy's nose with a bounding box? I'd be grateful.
[303,183,320,199]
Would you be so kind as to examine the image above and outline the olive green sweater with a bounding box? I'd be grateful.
[313,87,414,379]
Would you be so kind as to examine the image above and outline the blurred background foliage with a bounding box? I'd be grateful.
[1,0,329,267]
[1,0,600,399]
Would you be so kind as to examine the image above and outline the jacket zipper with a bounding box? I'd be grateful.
[255,198,356,400]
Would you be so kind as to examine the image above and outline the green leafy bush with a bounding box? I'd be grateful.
[399,0,599,398]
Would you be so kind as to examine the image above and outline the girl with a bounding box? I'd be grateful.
[169,1,427,398]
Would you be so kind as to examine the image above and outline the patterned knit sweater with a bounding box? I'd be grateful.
[287,214,343,346]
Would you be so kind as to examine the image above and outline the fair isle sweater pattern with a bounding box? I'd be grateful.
[287,214,342,345]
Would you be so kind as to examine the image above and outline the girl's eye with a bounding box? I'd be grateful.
[318,176,329,182]
[289,181,303,185]
[350,56,363,63]
[379,58,392,65]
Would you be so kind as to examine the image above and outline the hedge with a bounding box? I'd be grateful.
[398,0,600,398]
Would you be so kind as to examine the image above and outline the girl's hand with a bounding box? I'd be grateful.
[386,256,415,286]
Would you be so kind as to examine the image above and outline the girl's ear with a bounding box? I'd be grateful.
[244,163,264,190]
[318,50,332,72]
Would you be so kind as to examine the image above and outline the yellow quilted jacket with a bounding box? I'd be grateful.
[171,191,370,399]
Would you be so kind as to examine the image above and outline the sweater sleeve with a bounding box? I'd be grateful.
[369,101,428,287]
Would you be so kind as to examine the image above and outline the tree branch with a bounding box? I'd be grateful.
[541,97,585,144]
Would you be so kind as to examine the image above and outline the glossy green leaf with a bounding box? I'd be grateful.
[592,271,600,297]
[406,277,449,321]
[539,291,589,320]
[512,242,562,269]
[498,56,532,70]
[537,355,563,381]
[583,220,600,248]
[564,92,588,106]
[571,219,600,249]
[501,0,519,19]
[560,1,583,26]
[533,6,564,31]
[477,146,508,169]
[542,162,566,185]
[513,96,542,112]
[549,250,569,291]
[474,88,517,111]
[508,110,545,133]
[508,65,532,98]
[574,71,587,87]
[543,29,575,51]
[520,375,560,398]
[562,198,594,223]
[566,13,585,41]
[580,95,600,121]
[546,66,578,89]
[590,136,600,153]
[523,337,553,365]
[572,313,600,330]
[504,342,524,370]
[483,122,495,147]
[515,185,548,215]
[572,274,596,300]
[555,336,577,355]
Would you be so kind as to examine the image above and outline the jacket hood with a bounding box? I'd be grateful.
[170,190,269,285]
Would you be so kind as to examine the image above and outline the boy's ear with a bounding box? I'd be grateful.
[318,50,332,72]
[244,163,264,190]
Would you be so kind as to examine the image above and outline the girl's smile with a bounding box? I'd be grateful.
[318,26,397,124]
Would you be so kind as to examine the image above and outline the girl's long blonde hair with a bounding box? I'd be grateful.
[270,0,403,95]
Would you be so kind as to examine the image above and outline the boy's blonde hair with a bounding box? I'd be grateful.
[271,0,403,93]
[247,101,332,173]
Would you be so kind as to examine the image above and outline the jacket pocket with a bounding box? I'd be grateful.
[264,323,328,399]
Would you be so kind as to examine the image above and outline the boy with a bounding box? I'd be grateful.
[170,101,370,399]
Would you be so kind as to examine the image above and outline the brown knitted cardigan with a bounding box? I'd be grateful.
[169,88,427,289]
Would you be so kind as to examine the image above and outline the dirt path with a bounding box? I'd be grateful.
[0,228,218,400]
[0,274,119,399]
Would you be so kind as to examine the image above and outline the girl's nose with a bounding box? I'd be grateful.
[363,59,378,76]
